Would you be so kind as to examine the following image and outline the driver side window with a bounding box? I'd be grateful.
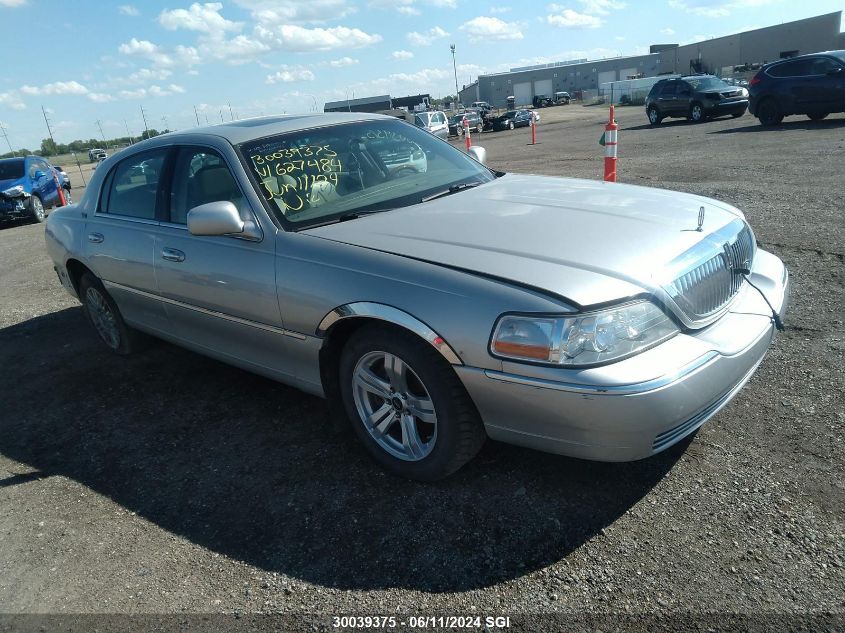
[169,147,249,225]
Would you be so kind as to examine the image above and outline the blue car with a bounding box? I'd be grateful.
[0,155,63,223]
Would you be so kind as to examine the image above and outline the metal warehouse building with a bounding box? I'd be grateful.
[461,11,845,108]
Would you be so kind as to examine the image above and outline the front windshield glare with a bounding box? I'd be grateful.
[687,77,730,91]
[241,119,493,228]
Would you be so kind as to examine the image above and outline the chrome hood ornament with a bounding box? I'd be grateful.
[697,205,705,232]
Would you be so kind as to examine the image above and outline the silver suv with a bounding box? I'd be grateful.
[412,110,449,139]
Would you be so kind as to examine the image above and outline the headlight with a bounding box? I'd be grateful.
[740,87,749,97]
[2,185,25,197]
[490,301,679,366]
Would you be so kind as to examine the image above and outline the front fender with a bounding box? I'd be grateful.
[317,302,463,365]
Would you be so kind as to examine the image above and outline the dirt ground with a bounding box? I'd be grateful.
[0,105,843,630]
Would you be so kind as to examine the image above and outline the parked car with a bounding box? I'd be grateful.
[88,148,107,162]
[645,75,748,125]
[448,111,484,136]
[0,155,63,223]
[749,50,845,126]
[530,110,541,123]
[532,95,554,108]
[554,91,571,105]
[412,110,449,139]
[471,101,493,114]
[44,112,789,480]
[492,110,533,131]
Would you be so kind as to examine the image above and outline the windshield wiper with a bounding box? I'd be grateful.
[420,181,484,203]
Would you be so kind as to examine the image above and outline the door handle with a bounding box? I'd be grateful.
[87,232,104,244]
[161,247,185,263]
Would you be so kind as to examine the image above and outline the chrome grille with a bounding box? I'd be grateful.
[665,222,755,325]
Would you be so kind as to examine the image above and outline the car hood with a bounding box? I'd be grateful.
[305,174,745,307]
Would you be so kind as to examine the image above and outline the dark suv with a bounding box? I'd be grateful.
[448,111,484,136]
[645,75,748,125]
[749,51,845,126]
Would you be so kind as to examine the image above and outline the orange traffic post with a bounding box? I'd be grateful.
[463,118,471,151]
[531,114,537,145]
[603,105,618,182]
[53,171,67,206]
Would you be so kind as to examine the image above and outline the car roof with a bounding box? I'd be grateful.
[765,50,845,66]
[137,112,401,148]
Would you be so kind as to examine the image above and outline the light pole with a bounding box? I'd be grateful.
[450,44,460,107]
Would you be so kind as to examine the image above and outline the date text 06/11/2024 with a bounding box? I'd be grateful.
[331,615,512,629]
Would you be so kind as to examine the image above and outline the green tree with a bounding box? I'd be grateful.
[40,138,58,156]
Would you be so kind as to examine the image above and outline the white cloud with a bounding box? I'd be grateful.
[266,66,316,83]
[88,93,115,103]
[459,16,523,42]
[490,6,511,13]
[660,27,676,35]
[0,0,27,6]
[118,4,139,16]
[232,0,356,24]
[397,6,420,15]
[391,50,414,60]
[118,38,176,67]
[252,23,382,52]
[0,93,26,109]
[158,2,242,33]
[127,68,173,82]
[20,81,89,96]
[326,56,358,67]
[407,26,448,46]
[546,7,602,28]
[118,84,186,100]
[579,0,625,14]
[668,0,773,17]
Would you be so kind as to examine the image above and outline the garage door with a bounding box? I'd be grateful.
[598,70,616,86]
[534,79,553,98]
[619,67,638,80]
[513,82,532,107]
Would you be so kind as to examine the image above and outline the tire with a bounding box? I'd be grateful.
[807,112,829,121]
[757,99,783,126]
[79,272,148,355]
[339,325,486,481]
[29,194,45,223]
[690,102,705,123]
[63,186,73,205]
[647,106,662,126]
[476,123,483,134]
[508,121,515,130]
[731,111,744,118]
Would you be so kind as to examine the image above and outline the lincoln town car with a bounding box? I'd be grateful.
[44,113,789,480]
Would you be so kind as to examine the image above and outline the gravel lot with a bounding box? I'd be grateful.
[1,106,843,630]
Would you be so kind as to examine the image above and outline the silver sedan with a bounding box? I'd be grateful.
[45,113,789,480]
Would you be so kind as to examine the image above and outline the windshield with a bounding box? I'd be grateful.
[500,111,517,118]
[240,118,494,229]
[0,159,25,180]
[685,77,731,91]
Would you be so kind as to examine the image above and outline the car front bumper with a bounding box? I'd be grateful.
[455,248,789,462]
[706,99,749,116]
[0,195,30,220]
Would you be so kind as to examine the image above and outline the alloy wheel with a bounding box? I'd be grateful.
[85,287,121,350]
[691,104,703,122]
[31,196,44,221]
[352,351,437,461]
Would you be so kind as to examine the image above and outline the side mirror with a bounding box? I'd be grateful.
[467,146,487,166]
[34,170,46,179]
[187,201,244,236]
[827,66,843,75]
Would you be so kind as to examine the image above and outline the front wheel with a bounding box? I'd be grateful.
[807,112,829,121]
[731,111,744,118]
[647,106,662,126]
[29,194,45,223]
[62,186,73,205]
[339,325,486,480]
[476,123,483,134]
[690,103,705,123]
[508,121,515,130]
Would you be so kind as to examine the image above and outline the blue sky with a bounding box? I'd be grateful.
[1,0,842,149]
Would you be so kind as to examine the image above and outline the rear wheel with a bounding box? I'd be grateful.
[339,325,485,480]
[647,106,662,126]
[807,112,829,121]
[79,272,148,355]
[62,187,73,205]
[731,111,744,118]
[757,99,783,126]
[29,194,45,223]
[476,123,483,134]
[508,121,515,130]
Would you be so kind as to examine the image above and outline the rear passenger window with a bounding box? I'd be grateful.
[102,150,167,219]
[806,57,840,75]
[660,82,677,96]
[768,60,809,77]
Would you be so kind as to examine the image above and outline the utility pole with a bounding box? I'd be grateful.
[140,105,150,138]
[228,102,234,121]
[161,115,169,131]
[96,119,107,147]
[41,105,56,146]
[0,123,15,156]
[124,119,134,145]
[450,44,460,106]
[194,105,201,126]
[219,110,224,123]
